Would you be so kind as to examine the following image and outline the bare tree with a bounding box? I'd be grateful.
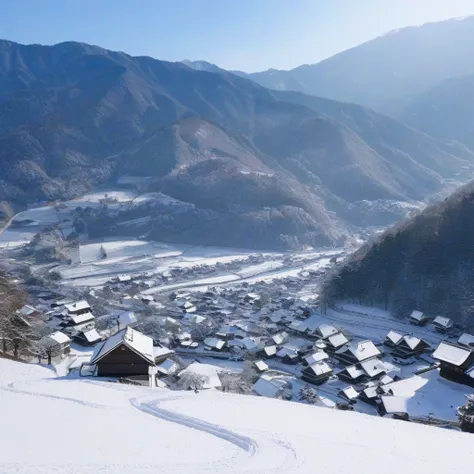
[299,385,320,404]
[178,372,209,391]
[32,338,62,365]
[219,372,252,394]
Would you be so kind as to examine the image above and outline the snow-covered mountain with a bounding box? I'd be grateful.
[1,358,473,473]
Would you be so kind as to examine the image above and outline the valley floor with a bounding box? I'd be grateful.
[1,358,474,474]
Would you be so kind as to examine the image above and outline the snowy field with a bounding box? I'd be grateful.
[1,358,474,474]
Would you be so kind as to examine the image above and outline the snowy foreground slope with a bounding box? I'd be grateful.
[1,360,473,474]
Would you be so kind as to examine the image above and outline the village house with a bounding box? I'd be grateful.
[359,358,388,380]
[384,330,404,348]
[315,324,339,340]
[458,333,474,348]
[378,395,410,419]
[335,340,381,366]
[432,316,454,333]
[48,331,71,354]
[254,360,269,373]
[258,345,277,359]
[337,365,366,384]
[272,332,289,346]
[74,328,101,346]
[157,359,178,376]
[392,335,430,359]
[276,347,299,364]
[90,327,155,377]
[301,361,333,385]
[203,337,226,352]
[326,333,349,352]
[302,351,329,366]
[408,310,429,326]
[432,341,474,387]
[253,375,289,399]
[65,300,91,316]
[358,384,383,405]
[338,386,359,403]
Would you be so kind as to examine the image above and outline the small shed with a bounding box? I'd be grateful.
[408,310,429,326]
[432,316,454,333]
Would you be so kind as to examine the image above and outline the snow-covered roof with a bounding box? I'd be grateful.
[254,360,269,372]
[49,331,71,345]
[433,316,453,328]
[340,386,359,400]
[272,332,289,345]
[340,365,365,380]
[263,345,277,356]
[385,330,404,345]
[204,337,226,350]
[317,324,338,339]
[400,335,423,350]
[276,347,298,358]
[157,359,178,375]
[327,333,348,348]
[242,338,261,352]
[307,361,332,376]
[70,312,95,325]
[304,351,329,365]
[409,310,426,321]
[379,374,394,385]
[360,358,387,378]
[153,346,174,359]
[253,375,286,398]
[81,329,101,343]
[118,274,132,282]
[65,300,90,313]
[458,333,474,348]
[344,340,381,362]
[381,395,409,415]
[432,342,472,366]
[91,327,154,365]
[117,311,137,326]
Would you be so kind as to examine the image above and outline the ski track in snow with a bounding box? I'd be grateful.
[130,396,258,453]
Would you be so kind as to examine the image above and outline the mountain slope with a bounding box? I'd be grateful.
[242,16,474,112]
[398,73,474,151]
[2,357,474,473]
[1,40,473,248]
[322,180,474,326]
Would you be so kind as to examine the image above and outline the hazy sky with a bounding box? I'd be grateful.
[1,0,473,72]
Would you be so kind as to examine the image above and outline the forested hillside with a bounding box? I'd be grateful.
[322,181,474,327]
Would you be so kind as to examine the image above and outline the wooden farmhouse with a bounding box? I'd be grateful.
[90,327,155,377]
[432,342,474,387]
[432,316,454,333]
[391,335,430,359]
[301,361,333,385]
[408,310,429,326]
[335,340,381,366]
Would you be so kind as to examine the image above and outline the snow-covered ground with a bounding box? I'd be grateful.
[1,358,473,474]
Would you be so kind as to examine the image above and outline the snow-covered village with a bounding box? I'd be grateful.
[2,184,474,444]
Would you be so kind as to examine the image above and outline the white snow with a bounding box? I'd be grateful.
[1,359,474,473]
[178,362,222,389]
[65,300,91,313]
[458,333,474,347]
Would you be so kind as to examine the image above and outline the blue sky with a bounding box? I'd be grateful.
[1,0,473,71]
